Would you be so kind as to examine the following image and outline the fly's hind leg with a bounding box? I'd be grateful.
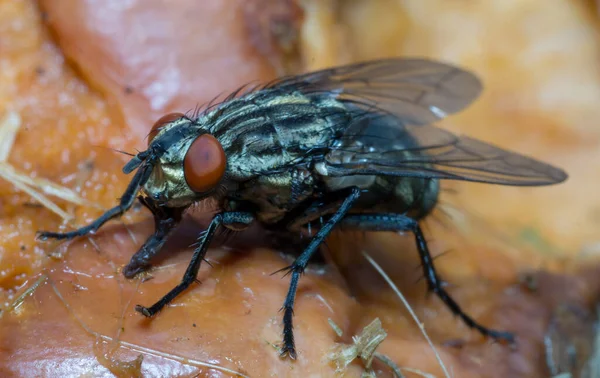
[339,213,515,344]
[277,187,362,359]
[122,196,184,278]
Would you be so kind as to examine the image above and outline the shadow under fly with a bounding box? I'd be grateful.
[37,58,568,359]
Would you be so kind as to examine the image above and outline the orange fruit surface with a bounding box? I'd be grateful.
[1,1,599,377]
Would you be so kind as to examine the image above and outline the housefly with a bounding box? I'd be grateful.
[37,58,568,359]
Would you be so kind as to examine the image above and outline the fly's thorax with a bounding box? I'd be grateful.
[204,89,350,182]
[233,167,316,224]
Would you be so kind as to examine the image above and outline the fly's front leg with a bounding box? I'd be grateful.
[37,162,153,241]
[135,211,254,317]
[278,187,361,359]
[339,213,515,344]
[122,196,184,278]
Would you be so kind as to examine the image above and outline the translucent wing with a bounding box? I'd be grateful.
[266,58,482,125]
[264,58,565,186]
[323,113,567,186]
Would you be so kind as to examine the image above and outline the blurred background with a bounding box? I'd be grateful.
[0,1,599,377]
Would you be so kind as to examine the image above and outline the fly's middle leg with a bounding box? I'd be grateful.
[122,196,184,278]
[135,211,254,317]
[339,213,516,344]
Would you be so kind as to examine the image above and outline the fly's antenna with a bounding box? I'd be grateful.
[90,144,136,157]
[109,148,136,157]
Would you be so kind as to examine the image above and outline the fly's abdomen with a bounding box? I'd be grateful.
[317,111,441,219]
[319,173,439,220]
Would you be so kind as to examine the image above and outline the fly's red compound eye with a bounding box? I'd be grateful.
[183,134,226,192]
[148,112,185,146]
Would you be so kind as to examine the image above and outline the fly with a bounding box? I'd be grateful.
[37,58,568,359]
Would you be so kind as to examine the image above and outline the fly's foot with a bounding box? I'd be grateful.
[279,343,297,360]
[122,262,151,279]
[280,304,297,359]
[36,231,75,241]
[486,329,517,347]
[135,305,155,318]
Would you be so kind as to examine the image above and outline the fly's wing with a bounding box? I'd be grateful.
[323,113,567,186]
[266,58,566,186]
[265,58,482,126]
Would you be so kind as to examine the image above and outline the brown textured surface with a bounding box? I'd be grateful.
[0,0,599,377]
[39,0,281,145]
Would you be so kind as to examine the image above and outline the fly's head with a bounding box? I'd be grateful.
[125,112,228,208]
